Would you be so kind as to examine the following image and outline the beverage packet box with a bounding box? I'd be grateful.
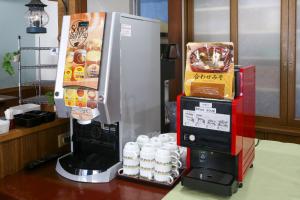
[184,42,234,100]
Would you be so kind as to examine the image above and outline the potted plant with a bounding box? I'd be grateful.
[41,91,56,112]
[45,91,55,105]
[1,51,20,76]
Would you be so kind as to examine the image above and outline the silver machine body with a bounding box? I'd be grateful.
[54,12,160,182]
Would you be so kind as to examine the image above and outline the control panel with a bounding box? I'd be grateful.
[179,96,232,153]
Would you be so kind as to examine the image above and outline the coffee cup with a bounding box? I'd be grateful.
[154,162,172,173]
[158,134,171,144]
[150,137,162,150]
[154,160,180,177]
[166,133,177,143]
[140,143,156,169]
[136,135,150,148]
[123,157,139,166]
[140,167,153,180]
[154,171,174,184]
[123,142,140,159]
[118,166,139,176]
[140,143,156,159]
[140,159,155,169]
[155,147,178,164]
[163,142,181,159]
[154,160,180,171]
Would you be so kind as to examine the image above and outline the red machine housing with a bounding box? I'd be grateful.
[177,65,255,191]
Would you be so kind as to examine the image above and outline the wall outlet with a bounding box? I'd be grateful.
[58,133,70,148]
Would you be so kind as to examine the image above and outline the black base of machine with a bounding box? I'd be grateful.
[59,153,118,175]
[61,120,120,175]
[182,168,238,196]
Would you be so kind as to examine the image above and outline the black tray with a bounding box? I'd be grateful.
[117,168,187,188]
[181,168,238,196]
[26,110,56,123]
[14,113,43,127]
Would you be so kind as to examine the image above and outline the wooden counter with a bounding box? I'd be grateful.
[0,118,69,143]
[0,119,70,178]
[0,162,169,200]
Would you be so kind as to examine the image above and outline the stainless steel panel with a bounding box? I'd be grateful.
[119,14,161,158]
[96,12,121,124]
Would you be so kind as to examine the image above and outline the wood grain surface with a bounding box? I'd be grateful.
[0,161,169,200]
[0,119,70,178]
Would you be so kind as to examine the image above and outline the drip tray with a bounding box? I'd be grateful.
[59,153,118,175]
[182,168,238,196]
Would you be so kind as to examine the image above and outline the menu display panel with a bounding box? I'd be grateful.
[61,12,106,111]
[63,12,106,90]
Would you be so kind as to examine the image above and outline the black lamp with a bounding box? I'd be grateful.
[25,0,49,34]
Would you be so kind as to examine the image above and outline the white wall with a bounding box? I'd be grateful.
[87,0,131,13]
[0,0,36,89]
[36,0,133,81]
[38,0,133,81]
[35,0,58,81]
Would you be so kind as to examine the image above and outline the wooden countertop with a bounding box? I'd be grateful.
[0,118,69,143]
[0,95,17,103]
[0,162,170,200]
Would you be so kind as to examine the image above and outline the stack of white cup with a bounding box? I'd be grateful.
[119,133,183,184]
[154,147,181,184]
[119,142,140,176]
[139,143,156,179]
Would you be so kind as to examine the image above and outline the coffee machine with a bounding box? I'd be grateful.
[54,12,160,183]
[177,65,255,195]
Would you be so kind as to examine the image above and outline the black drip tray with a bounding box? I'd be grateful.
[182,168,238,196]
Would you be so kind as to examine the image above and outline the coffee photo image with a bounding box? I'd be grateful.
[189,43,233,73]
[184,42,235,100]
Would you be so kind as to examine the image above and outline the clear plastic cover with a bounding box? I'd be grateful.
[25,10,49,27]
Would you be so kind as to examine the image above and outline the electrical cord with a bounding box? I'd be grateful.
[255,139,260,147]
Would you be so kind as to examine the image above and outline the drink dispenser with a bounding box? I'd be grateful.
[54,12,161,183]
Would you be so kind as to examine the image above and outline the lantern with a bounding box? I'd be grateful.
[25,0,49,34]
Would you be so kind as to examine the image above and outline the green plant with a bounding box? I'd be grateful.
[1,51,20,76]
[45,91,55,105]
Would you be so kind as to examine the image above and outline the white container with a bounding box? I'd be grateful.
[9,104,40,116]
[0,120,10,134]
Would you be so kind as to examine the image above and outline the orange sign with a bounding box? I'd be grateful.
[63,12,106,90]
[64,88,98,109]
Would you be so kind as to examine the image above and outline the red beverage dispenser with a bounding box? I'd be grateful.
[177,65,255,196]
